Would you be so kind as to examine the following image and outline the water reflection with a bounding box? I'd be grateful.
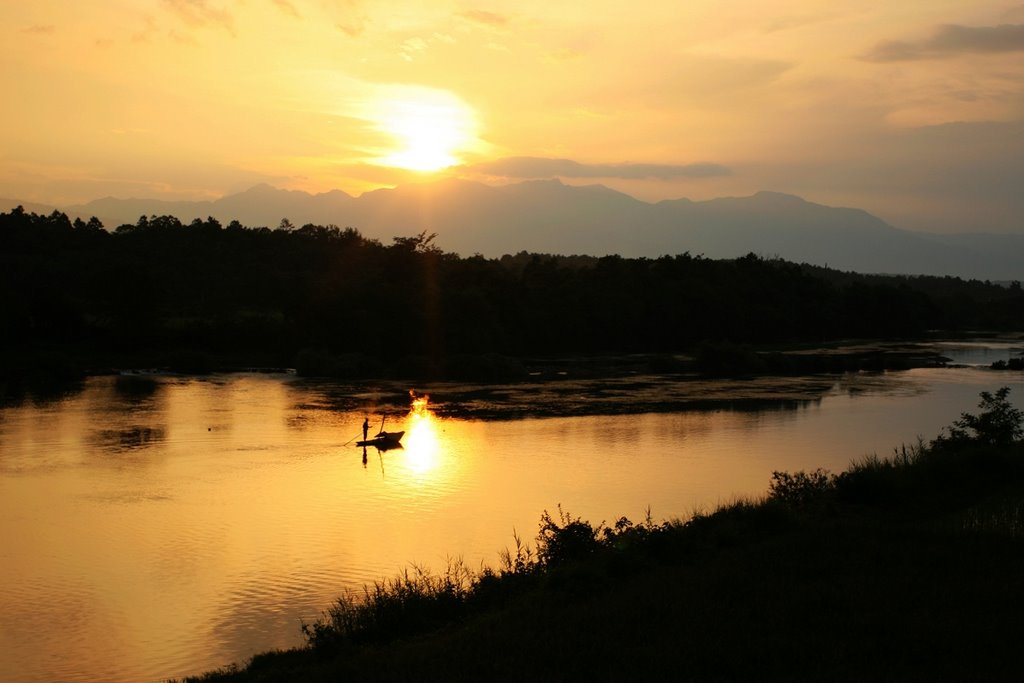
[0,373,85,408]
[113,373,159,399]
[1,367,1022,683]
[935,340,1024,367]
[92,425,166,450]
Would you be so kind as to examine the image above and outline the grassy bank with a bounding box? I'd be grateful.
[179,389,1024,682]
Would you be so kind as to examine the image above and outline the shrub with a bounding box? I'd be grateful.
[936,386,1023,447]
[767,468,836,508]
[536,506,603,566]
[498,529,536,575]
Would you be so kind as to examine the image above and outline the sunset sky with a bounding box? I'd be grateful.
[2,1,1023,234]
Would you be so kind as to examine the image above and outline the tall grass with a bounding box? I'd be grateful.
[302,559,476,648]
[299,506,681,651]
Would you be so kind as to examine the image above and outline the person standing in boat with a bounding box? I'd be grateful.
[362,417,369,442]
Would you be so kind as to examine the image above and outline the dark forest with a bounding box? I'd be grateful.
[3,206,1022,383]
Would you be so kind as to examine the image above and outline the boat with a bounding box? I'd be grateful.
[356,430,405,448]
[364,439,403,453]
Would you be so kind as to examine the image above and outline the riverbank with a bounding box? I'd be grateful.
[291,337,1023,421]
[179,390,1024,682]
[0,339,934,411]
[8,335,1021,412]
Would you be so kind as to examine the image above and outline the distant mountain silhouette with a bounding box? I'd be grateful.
[5,180,1021,280]
[0,198,63,217]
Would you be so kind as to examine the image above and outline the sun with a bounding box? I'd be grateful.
[371,89,479,172]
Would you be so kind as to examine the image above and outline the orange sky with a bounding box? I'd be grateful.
[2,1,1023,233]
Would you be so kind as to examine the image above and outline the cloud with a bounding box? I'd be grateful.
[400,36,428,61]
[271,0,300,18]
[863,23,1024,61]
[469,157,732,180]
[458,10,508,27]
[160,0,234,33]
[761,11,836,34]
[336,22,364,37]
[168,29,200,45]
[325,0,367,36]
[22,25,56,35]
[590,56,793,111]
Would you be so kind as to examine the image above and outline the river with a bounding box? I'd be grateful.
[1,341,1021,682]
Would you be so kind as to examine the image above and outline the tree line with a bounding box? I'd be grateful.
[2,206,1021,379]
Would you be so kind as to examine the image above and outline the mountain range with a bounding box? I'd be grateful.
[4,179,1021,281]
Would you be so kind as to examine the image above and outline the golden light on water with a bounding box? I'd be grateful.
[409,391,430,416]
[7,369,1016,682]
[403,392,438,475]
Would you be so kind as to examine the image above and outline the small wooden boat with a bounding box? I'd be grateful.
[356,430,405,448]
[364,440,403,453]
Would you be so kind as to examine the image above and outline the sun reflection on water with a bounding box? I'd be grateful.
[403,393,439,475]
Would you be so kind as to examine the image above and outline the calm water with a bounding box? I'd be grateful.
[1,342,1022,683]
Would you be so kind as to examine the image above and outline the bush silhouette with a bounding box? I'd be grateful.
[536,506,603,566]
[767,468,836,508]
[937,386,1023,447]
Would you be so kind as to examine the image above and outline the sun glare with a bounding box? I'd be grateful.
[404,392,439,474]
[371,89,479,172]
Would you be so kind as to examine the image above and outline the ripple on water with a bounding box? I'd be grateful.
[3,365,1023,683]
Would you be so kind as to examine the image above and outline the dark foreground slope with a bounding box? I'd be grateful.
[191,526,1024,682]
[181,390,1024,683]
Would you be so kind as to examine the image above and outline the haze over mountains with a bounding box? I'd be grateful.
[5,180,1022,281]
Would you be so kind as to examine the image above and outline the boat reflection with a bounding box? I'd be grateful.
[362,439,404,466]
